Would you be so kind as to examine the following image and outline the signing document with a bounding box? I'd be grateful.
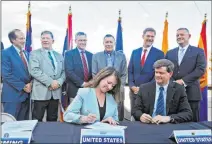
[85,122,127,130]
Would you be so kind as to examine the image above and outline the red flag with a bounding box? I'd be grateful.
[198,14,208,121]
[60,6,73,122]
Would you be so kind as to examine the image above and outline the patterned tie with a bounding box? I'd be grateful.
[178,48,185,65]
[107,54,113,67]
[141,49,147,66]
[81,51,89,81]
[19,50,28,69]
[48,51,55,69]
[155,87,165,116]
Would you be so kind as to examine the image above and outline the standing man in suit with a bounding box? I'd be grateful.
[1,29,32,120]
[128,28,164,118]
[65,32,93,101]
[132,59,192,124]
[92,34,127,121]
[165,28,206,122]
[29,30,65,121]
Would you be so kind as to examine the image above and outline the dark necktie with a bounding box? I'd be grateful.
[19,50,28,69]
[155,87,165,116]
[48,51,55,69]
[81,51,89,81]
[141,49,147,66]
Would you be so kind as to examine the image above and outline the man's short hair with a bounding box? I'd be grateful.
[153,59,174,73]
[8,29,21,43]
[41,30,54,40]
[143,27,156,35]
[75,32,87,38]
[103,34,115,41]
[177,28,190,34]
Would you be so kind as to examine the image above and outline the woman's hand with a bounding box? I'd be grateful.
[80,114,96,124]
[101,117,119,125]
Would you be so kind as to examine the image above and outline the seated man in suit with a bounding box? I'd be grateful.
[64,67,121,125]
[132,59,192,124]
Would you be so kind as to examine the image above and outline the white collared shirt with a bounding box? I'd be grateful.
[13,45,28,66]
[140,45,152,61]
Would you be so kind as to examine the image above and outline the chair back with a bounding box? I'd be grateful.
[1,113,16,123]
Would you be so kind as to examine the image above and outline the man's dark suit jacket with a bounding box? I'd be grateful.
[132,81,193,123]
[165,45,206,101]
[64,48,93,98]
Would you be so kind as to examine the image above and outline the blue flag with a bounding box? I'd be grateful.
[115,16,123,53]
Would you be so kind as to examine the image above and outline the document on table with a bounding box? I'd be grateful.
[84,122,127,130]
[2,120,38,132]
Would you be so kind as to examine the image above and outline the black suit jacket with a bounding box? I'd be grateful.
[165,45,206,101]
[132,81,193,123]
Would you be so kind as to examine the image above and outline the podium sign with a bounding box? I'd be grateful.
[80,129,125,144]
[170,129,212,144]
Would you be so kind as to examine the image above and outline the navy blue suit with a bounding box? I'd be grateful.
[128,47,164,87]
[128,47,164,116]
[1,46,31,120]
[165,45,206,121]
[64,48,93,98]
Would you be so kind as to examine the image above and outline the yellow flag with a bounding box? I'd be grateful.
[162,17,168,54]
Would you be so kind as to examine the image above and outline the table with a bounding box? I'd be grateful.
[32,121,211,143]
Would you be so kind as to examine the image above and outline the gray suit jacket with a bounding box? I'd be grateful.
[29,48,65,100]
[92,51,127,101]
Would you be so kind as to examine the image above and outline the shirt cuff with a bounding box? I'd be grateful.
[182,80,187,87]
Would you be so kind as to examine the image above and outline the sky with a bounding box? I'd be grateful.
[1,1,211,83]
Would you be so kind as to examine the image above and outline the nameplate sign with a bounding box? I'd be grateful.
[170,129,212,143]
[1,131,32,144]
[80,129,125,144]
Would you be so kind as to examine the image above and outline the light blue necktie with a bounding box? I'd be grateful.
[178,48,185,65]
[155,87,165,116]
[107,54,113,67]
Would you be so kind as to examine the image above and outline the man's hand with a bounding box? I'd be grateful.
[23,83,32,93]
[140,113,155,123]
[175,79,184,85]
[50,80,60,90]
[131,86,139,94]
[152,115,171,124]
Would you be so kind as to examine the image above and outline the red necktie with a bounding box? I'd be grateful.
[141,49,147,66]
[20,51,28,69]
[81,51,89,81]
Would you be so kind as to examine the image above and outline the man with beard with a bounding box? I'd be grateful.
[132,59,192,124]
[165,28,206,122]
[128,28,164,120]
[92,34,127,121]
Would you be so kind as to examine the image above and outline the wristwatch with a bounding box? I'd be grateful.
[169,116,175,123]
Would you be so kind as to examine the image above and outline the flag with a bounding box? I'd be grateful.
[198,14,208,121]
[25,1,32,53]
[62,6,73,56]
[60,6,73,122]
[162,12,168,54]
[115,10,123,53]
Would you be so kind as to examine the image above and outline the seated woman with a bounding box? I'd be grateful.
[63,67,121,125]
